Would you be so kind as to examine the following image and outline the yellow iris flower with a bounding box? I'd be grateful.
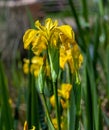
[50,83,72,108]
[23,18,75,55]
[23,18,83,79]
[23,56,50,77]
[60,43,83,73]
[23,56,43,77]
[57,25,75,49]
[23,18,58,55]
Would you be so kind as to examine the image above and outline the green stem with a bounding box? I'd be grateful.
[53,82,61,130]
[40,93,55,130]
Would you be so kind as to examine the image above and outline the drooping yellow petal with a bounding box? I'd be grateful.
[23,29,37,49]
[58,25,74,40]
[59,42,83,73]
[57,25,75,43]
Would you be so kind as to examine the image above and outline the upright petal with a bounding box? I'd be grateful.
[45,18,58,30]
[35,20,45,31]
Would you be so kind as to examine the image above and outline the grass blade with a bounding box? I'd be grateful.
[86,51,99,130]
[0,59,13,130]
[31,75,40,129]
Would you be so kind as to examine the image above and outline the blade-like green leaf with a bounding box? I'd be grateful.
[0,60,13,130]
[68,87,76,130]
[86,51,99,130]
[40,94,55,130]
[31,75,40,129]
[106,45,109,99]
[82,59,93,130]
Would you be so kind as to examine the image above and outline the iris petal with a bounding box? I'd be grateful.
[23,29,37,49]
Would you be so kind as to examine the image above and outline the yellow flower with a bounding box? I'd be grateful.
[23,18,58,55]
[23,18,76,55]
[31,56,43,76]
[66,48,75,73]
[58,83,72,100]
[60,43,83,73]
[50,83,72,108]
[67,43,83,73]
[23,29,38,49]
[23,56,43,77]
[23,18,83,78]
[60,46,74,71]
[72,43,83,69]
[23,56,50,77]
[32,34,47,55]
[57,25,75,49]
